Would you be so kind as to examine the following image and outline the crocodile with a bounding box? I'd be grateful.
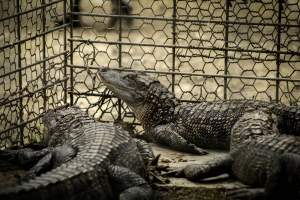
[0,106,154,200]
[98,68,300,154]
[166,110,300,200]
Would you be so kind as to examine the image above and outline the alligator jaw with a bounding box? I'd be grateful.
[98,68,147,105]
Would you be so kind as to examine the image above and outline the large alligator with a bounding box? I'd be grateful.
[0,106,154,200]
[98,68,300,154]
[165,110,300,200]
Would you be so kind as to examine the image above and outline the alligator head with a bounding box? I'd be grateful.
[98,68,179,128]
[42,106,93,146]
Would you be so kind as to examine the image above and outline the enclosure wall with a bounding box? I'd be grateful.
[0,0,68,147]
[69,0,300,126]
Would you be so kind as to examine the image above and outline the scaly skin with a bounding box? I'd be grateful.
[167,110,300,200]
[98,68,300,154]
[0,106,153,200]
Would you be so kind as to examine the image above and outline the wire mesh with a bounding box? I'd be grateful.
[0,0,299,148]
[69,0,300,126]
[0,0,68,148]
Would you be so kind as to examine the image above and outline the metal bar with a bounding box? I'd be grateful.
[68,38,300,56]
[0,116,42,136]
[69,64,300,82]
[69,0,74,105]
[176,53,299,62]
[171,0,176,93]
[71,12,299,28]
[42,0,47,111]
[117,0,123,120]
[16,0,23,146]
[224,0,230,100]
[68,91,238,104]
[0,52,67,79]
[63,0,68,103]
[276,2,282,102]
[0,78,69,107]
[69,92,116,97]
[0,0,64,22]
[0,104,69,135]
[0,24,69,51]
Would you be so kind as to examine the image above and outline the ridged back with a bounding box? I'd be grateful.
[3,122,133,200]
[232,135,300,187]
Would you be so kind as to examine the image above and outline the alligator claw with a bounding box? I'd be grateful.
[226,188,265,200]
[161,167,185,177]
[19,172,36,183]
[189,144,208,155]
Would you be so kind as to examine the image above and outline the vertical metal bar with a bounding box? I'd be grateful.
[16,0,24,146]
[42,0,47,110]
[117,0,122,120]
[171,0,176,93]
[224,0,229,100]
[70,0,74,105]
[275,1,282,102]
[63,0,68,103]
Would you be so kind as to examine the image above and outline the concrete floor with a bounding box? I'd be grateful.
[152,144,246,200]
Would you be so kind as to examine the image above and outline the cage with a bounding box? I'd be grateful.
[0,0,300,148]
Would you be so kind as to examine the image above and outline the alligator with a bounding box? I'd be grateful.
[0,106,154,200]
[98,68,300,154]
[165,110,300,200]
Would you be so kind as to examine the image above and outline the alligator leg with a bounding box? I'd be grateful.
[23,153,53,181]
[134,138,155,165]
[164,155,233,181]
[0,148,51,168]
[22,144,76,181]
[108,165,153,200]
[150,123,208,155]
[226,188,266,200]
[264,153,300,200]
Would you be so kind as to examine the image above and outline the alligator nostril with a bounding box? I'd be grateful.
[100,68,108,72]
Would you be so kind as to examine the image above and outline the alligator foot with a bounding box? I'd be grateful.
[161,166,186,178]
[0,148,50,168]
[163,155,233,182]
[151,124,208,155]
[226,188,266,200]
[108,165,153,200]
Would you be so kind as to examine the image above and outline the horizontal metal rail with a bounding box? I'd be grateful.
[0,24,69,51]
[0,51,68,79]
[0,104,69,135]
[69,38,300,57]
[69,64,300,83]
[0,0,64,22]
[69,91,215,104]
[0,77,68,106]
[72,12,300,28]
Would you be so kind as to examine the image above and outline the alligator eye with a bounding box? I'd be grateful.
[125,74,137,79]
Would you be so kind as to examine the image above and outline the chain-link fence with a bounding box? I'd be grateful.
[1,0,300,148]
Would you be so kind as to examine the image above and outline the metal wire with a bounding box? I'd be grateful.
[69,0,300,136]
[0,0,69,148]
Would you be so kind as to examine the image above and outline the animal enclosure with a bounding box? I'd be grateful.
[0,0,300,148]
